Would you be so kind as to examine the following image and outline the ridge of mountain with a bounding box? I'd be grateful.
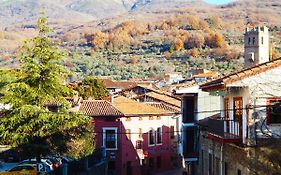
[0,0,210,27]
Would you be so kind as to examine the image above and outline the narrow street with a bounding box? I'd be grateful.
[153,168,183,175]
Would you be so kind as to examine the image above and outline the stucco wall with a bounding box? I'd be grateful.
[197,90,221,121]
[199,132,251,175]
[228,66,281,142]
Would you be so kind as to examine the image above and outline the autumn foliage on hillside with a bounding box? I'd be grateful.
[83,15,240,60]
[84,20,148,52]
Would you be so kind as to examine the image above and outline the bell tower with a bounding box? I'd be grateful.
[244,26,269,67]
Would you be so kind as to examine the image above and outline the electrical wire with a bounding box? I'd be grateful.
[1,101,280,136]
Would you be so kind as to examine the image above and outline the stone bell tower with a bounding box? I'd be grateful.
[244,26,269,67]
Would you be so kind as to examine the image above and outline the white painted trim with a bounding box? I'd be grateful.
[176,85,199,94]
[156,127,163,145]
[148,128,155,147]
[102,127,118,150]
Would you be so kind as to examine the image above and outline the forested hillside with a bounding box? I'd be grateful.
[0,0,280,80]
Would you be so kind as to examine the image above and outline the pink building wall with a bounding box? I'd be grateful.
[94,115,179,175]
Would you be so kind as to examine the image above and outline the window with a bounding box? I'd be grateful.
[253,37,255,45]
[125,117,132,121]
[261,36,264,45]
[138,128,142,139]
[136,140,143,149]
[148,129,155,145]
[126,129,131,140]
[267,99,281,124]
[156,116,161,120]
[103,128,117,150]
[170,125,175,139]
[139,117,143,121]
[248,37,251,44]
[237,169,241,175]
[233,97,243,121]
[156,127,162,144]
[139,88,146,94]
[156,156,161,168]
[182,96,195,123]
[184,127,197,157]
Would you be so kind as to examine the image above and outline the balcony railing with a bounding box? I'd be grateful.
[207,117,242,143]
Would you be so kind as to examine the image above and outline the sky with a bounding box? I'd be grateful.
[203,0,234,5]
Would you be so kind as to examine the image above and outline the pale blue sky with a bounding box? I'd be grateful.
[204,0,234,5]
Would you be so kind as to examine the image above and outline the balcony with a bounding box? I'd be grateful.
[207,117,242,143]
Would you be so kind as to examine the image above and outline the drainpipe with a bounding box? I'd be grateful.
[220,144,224,175]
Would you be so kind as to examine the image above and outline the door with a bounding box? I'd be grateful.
[233,97,243,136]
[126,161,132,175]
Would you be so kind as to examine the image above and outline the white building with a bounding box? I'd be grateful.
[199,57,281,175]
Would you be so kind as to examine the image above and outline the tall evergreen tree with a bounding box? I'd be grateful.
[0,13,94,160]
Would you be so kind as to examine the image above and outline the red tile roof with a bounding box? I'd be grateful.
[79,100,123,117]
[148,103,180,113]
[99,78,119,88]
[139,92,181,108]
[200,58,281,91]
[193,71,220,78]
[113,96,173,116]
[115,81,137,89]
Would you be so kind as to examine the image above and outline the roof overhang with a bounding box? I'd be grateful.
[122,112,176,117]
[175,85,200,94]
[200,81,224,92]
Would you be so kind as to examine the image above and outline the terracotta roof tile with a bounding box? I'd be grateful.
[143,92,181,108]
[99,78,119,88]
[113,96,173,116]
[193,71,221,78]
[79,100,123,117]
[148,102,180,113]
[115,81,137,89]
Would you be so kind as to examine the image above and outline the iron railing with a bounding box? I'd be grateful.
[207,117,241,139]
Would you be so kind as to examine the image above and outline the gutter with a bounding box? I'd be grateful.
[123,112,176,117]
[200,82,224,91]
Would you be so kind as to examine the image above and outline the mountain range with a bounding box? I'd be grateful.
[0,0,209,27]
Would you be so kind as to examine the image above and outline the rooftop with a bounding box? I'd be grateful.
[143,92,181,108]
[79,100,123,117]
[113,96,173,116]
[200,57,281,91]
